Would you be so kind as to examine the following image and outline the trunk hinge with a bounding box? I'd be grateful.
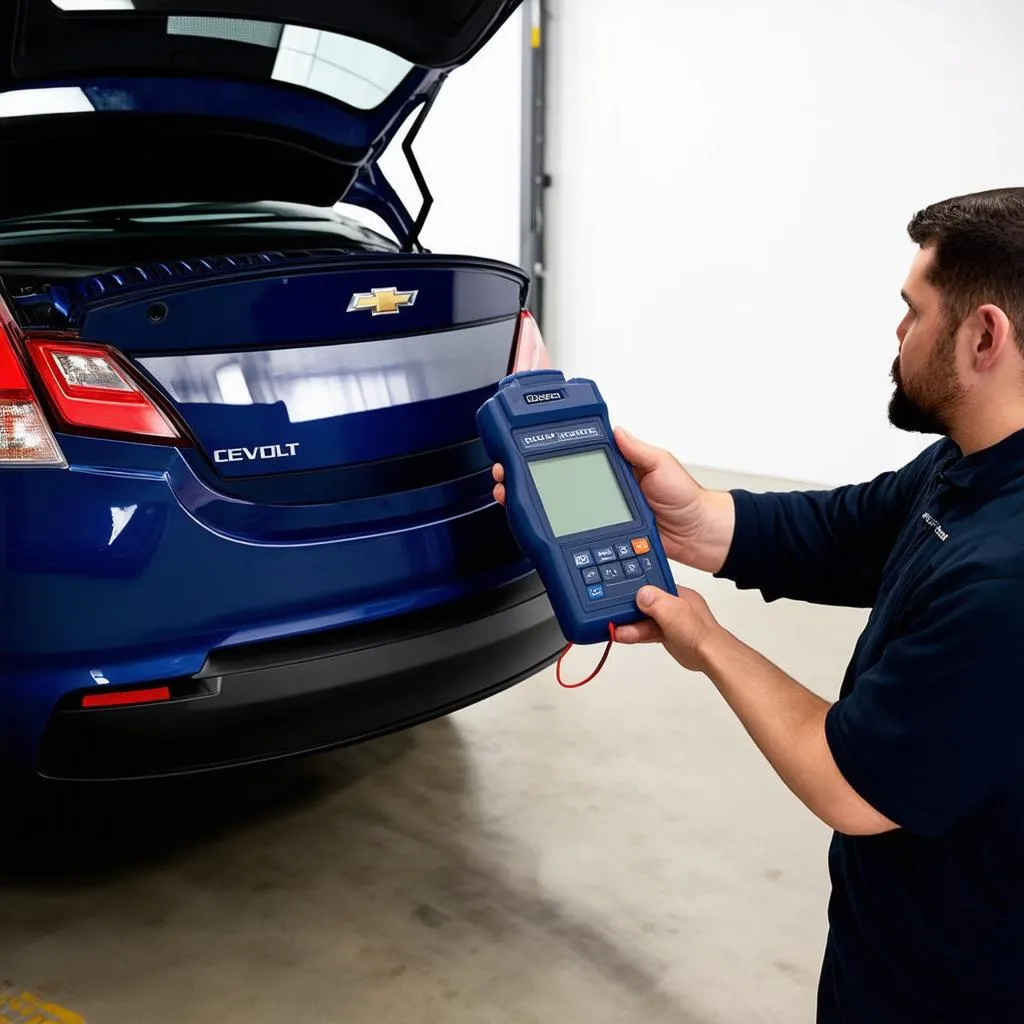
[347,75,446,252]
[400,74,447,253]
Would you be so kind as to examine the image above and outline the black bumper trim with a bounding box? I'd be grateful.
[38,573,563,782]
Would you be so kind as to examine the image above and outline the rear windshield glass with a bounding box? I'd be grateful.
[34,5,414,111]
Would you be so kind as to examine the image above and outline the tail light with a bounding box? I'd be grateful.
[25,339,186,444]
[0,320,66,467]
[510,310,552,373]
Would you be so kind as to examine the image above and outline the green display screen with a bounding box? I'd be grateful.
[528,448,634,538]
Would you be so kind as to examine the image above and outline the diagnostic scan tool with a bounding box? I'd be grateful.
[476,370,674,646]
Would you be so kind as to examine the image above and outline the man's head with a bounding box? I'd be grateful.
[890,188,1024,447]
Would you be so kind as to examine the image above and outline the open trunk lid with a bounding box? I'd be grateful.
[8,1,521,74]
[0,1,522,240]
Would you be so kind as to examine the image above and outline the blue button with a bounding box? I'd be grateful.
[572,551,594,568]
[594,546,616,564]
[601,563,624,582]
[587,584,605,600]
[615,542,632,559]
[639,556,653,572]
[582,567,601,585]
[623,559,643,578]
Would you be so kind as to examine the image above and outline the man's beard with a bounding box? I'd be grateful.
[887,329,963,436]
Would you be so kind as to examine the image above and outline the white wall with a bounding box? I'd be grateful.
[376,8,524,267]
[546,0,1024,486]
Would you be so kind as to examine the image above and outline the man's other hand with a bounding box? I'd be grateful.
[615,584,721,673]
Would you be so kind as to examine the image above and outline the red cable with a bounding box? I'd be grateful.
[555,622,617,688]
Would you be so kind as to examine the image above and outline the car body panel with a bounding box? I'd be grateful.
[0,416,542,777]
[0,2,560,783]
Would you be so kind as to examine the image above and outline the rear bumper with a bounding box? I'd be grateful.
[37,573,562,781]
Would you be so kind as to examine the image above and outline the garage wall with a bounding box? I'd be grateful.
[374,7,524,268]
[545,0,1024,486]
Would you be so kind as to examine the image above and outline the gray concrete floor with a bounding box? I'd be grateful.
[0,470,869,1024]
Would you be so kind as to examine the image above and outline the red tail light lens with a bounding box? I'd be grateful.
[511,310,552,373]
[26,340,185,443]
[0,320,66,467]
[81,685,172,709]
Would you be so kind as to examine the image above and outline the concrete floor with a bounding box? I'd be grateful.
[0,470,869,1024]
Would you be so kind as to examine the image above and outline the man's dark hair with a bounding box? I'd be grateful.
[908,187,1024,353]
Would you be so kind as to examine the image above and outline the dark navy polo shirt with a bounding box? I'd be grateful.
[717,428,1024,1022]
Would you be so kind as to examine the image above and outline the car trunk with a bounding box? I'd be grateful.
[3,237,527,503]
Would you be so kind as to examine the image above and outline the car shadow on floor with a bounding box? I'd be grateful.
[0,711,709,1024]
[0,722,437,888]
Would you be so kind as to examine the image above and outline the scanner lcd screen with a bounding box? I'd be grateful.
[528,448,633,538]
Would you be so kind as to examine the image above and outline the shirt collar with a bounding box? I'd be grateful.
[941,425,1024,494]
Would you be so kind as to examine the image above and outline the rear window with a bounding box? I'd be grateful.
[30,5,414,111]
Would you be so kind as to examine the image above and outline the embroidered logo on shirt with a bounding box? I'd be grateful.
[922,511,949,541]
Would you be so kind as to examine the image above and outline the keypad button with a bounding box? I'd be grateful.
[582,567,601,585]
[594,546,617,564]
[615,542,632,559]
[601,563,624,582]
[572,551,594,568]
[631,537,651,555]
[639,556,653,572]
[587,584,605,601]
[623,559,643,578]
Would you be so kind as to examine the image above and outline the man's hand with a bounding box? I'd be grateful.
[615,584,721,672]
[612,429,732,572]
[491,427,737,573]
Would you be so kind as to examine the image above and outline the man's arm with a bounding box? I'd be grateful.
[714,455,936,608]
[612,428,943,609]
[626,576,1024,837]
[696,626,897,835]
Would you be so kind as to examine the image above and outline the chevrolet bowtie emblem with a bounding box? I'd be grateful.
[347,286,419,316]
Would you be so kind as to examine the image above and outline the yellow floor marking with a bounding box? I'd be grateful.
[0,987,85,1024]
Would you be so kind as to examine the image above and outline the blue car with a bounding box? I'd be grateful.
[0,0,563,783]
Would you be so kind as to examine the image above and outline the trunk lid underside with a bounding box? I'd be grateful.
[0,1,522,238]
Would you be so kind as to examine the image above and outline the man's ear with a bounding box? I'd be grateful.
[971,304,1014,371]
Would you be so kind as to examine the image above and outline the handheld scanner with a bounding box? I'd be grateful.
[476,369,674,646]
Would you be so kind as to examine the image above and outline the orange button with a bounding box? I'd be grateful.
[631,537,651,555]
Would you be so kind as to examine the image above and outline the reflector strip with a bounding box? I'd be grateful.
[81,686,172,709]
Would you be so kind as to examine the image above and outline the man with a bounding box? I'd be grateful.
[493,188,1024,1021]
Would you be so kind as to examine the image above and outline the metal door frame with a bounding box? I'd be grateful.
[519,0,550,329]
